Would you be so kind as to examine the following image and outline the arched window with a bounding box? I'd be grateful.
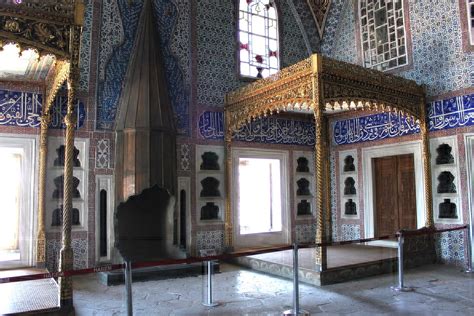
[359,0,409,71]
[238,0,279,78]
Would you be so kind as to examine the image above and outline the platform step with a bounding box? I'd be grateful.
[98,262,220,286]
[0,278,60,315]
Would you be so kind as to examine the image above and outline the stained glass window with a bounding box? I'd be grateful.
[359,0,408,71]
[468,0,474,45]
[238,0,279,78]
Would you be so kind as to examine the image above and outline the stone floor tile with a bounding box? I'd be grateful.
[73,263,474,315]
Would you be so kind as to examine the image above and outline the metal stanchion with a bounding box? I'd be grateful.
[202,260,219,307]
[391,232,414,292]
[283,244,309,316]
[464,225,474,273]
[124,261,133,316]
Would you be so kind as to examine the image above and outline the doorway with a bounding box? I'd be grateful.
[232,149,289,249]
[362,141,425,239]
[0,136,36,269]
[373,154,417,237]
[465,135,474,266]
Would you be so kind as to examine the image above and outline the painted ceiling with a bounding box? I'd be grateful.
[0,43,55,82]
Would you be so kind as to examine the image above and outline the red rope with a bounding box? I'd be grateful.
[0,225,467,284]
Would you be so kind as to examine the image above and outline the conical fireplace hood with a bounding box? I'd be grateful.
[115,0,177,201]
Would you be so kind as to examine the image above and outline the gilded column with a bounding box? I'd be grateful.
[312,54,327,270]
[224,110,233,250]
[420,98,434,227]
[59,23,81,308]
[323,116,332,242]
[58,79,77,308]
[36,112,51,267]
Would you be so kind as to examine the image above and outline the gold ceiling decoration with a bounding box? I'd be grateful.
[225,54,425,134]
[0,0,83,58]
[306,0,332,39]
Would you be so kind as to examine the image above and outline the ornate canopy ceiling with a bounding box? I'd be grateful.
[0,0,84,111]
[225,54,426,133]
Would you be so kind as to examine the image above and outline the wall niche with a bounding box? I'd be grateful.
[46,137,89,232]
[293,151,314,218]
[196,145,225,223]
[430,137,462,224]
[339,150,359,219]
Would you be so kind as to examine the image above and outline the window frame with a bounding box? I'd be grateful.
[355,0,414,73]
[460,0,474,52]
[236,0,281,80]
[231,147,290,248]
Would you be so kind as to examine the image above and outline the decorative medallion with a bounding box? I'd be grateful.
[306,0,332,39]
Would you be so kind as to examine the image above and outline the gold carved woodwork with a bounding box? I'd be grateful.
[224,54,430,268]
[0,0,84,58]
[226,55,425,133]
[45,60,70,112]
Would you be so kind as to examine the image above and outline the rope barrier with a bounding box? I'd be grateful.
[0,225,468,285]
[397,225,468,237]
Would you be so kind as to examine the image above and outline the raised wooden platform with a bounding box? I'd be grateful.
[0,268,59,315]
[234,244,400,286]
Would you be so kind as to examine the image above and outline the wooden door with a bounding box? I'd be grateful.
[397,154,417,230]
[373,154,416,237]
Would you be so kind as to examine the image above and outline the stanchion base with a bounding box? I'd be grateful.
[282,309,310,315]
[390,286,414,292]
[463,268,474,273]
[202,302,219,307]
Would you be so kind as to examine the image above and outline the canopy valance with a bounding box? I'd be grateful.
[225,54,425,134]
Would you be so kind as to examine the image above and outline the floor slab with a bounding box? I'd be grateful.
[71,263,474,315]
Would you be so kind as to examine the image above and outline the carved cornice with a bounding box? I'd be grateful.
[0,0,84,58]
[0,1,75,24]
[0,17,71,58]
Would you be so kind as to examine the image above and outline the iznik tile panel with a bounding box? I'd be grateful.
[332,93,474,145]
[196,230,224,253]
[341,224,360,241]
[435,230,466,267]
[198,111,315,146]
[50,95,86,130]
[428,94,474,131]
[0,90,85,129]
[333,112,419,145]
[321,0,474,96]
[97,0,189,134]
[96,0,143,130]
[78,0,93,91]
[0,91,42,127]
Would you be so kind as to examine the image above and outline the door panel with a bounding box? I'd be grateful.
[374,154,416,237]
[398,154,417,230]
[374,156,399,237]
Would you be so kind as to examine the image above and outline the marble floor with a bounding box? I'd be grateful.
[73,263,474,315]
[248,244,398,270]
[0,268,59,315]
